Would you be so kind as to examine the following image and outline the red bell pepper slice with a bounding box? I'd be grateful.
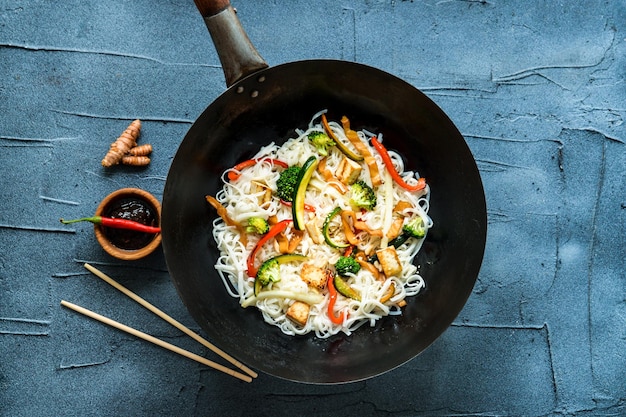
[279,199,316,213]
[228,158,289,181]
[246,219,291,277]
[327,275,346,325]
[370,137,426,192]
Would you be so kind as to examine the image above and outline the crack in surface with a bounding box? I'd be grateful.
[585,132,608,398]
[39,195,81,205]
[0,135,79,148]
[0,316,51,336]
[0,42,220,68]
[57,358,111,370]
[49,109,195,124]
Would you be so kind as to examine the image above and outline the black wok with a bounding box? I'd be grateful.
[161,0,487,384]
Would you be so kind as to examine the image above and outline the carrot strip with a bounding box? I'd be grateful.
[206,195,248,246]
[356,259,381,281]
[341,209,383,242]
[317,157,349,194]
[287,229,305,253]
[354,220,383,236]
[386,201,413,239]
[276,231,290,253]
[341,116,382,187]
[340,210,361,246]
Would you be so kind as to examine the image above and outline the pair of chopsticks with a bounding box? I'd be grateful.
[61,263,257,383]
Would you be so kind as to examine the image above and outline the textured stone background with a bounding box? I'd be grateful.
[1,1,624,416]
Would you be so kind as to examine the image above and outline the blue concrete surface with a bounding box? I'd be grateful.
[1,1,624,416]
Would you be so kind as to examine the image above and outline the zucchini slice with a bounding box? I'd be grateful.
[254,253,308,295]
[333,273,361,301]
[321,114,364,162]
[292,156,319,230]
[322,206,349,249]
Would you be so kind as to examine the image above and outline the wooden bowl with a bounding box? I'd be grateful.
[94,188,162,261]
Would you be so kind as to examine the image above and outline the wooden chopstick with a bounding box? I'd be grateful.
[60,300,252,383]
[83,263,257,379]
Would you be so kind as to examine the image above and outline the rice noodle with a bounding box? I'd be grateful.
[209,111,432,338]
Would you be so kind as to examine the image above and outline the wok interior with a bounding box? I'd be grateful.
[162,60,487,383]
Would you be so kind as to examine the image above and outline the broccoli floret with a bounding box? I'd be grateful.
[388,215,426,249]
[334,256,361,277]
[256,258,281,286]
[308,131,335,156]
[246,217,269,234]
[349,180,377,211]
[402,216,426,239]
[276,165,301,202]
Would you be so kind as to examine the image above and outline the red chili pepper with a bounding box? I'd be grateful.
[60,216,161,234]
[279,199,316,213]
[246,219,291,277]
[228,158,289,181]
[370,136,426,192]
[327,275,346,325]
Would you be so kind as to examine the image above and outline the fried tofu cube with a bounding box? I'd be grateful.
[335,156,362,185]
[300,263,329,289]
[286,301,310,326]
[376,246,403,277]
[305,219,323,244]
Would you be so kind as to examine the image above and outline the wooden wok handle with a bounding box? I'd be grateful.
[194,0,268,87]
[193,0,231,17]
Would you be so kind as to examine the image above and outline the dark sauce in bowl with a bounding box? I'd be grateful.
[102,197,158,250]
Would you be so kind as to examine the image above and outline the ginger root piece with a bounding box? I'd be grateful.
[128,143,153,156]
[102,119,141,167]
[121,155,151,166]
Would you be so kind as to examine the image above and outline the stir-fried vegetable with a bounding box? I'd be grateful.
[247,219,291,277]
[321,114,363,161]
[349,180,377,211]
[255,253,308,295]
[246,217,269,234]
[389,215,426,248]
[380,282,396,303]
[276,165,302,202]
[255,258,280,292]
[403,215,427,238]
[371,136,426,192]
[327,274,346,324]
[386,201,413,240]
[292,156,319,231]
[279,199,316,213]
[333,273,361,301]
[308,131,335,156]
[317,157,349,194]
[228,158,289,182]
[205,195,248,246]
[340,210,361,246]
[334,255,361,277]
[322,207,350,249]
[341,116,382,187]
[242,290,324,308]
[207,111,432,337]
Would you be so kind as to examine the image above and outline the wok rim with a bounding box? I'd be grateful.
[161,59,488,384]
